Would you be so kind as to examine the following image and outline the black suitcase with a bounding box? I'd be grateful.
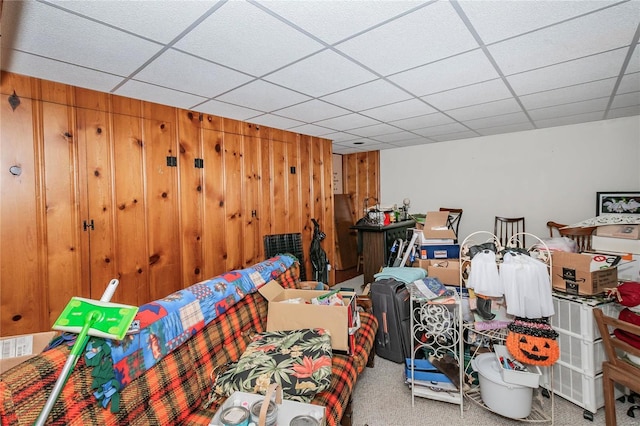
[371,278,412,363]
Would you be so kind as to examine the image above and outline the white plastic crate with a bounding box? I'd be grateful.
[556,329,607,376]
[551,295,621,341]
[540,360,624,414]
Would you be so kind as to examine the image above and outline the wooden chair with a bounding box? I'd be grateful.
[439,207,463,241]
[593,308,640,425]
[494,216,525,248]
[547,221,596,252]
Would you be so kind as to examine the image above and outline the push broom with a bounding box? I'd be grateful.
[34,279,138,426]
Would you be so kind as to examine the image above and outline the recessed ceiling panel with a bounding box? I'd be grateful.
[247,114,306,130]
[607,105,640,118]
[488,2,640,75]
[536,111,605,128]
[422,78,512,111]
[611,91,640,109]
[459,0,623,45]
[216,80,311,112]
[520,78,617,110]
[44,0,217,44]
[465,111,530,130]
[529,98,610,121]
[476,122,535,136]
[259,0,427,45]
[372,131,423,143]
[347,123,402,138]
[115,80,208,110]
[1,49,124,93]
[2,1,163,76]
[135,49,254,98]
[390,113,456,131]
[274,99,351,122]
[320,79,413,111]
[336,1,479,76]
[196,99,264,122]
[446,98,522,122]
[618,72,640,94]
[362,99,436,122]
[173,1,324,76]
[389,49,499,97]
[264,50,377,97]
[413,122,471,137]
[507,49,628,95]
[430,130,480,142]
[315,114,380,132]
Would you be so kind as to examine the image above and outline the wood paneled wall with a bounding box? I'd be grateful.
[342,151,380,222]
[0,71,335,336]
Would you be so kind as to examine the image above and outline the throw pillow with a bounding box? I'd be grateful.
[213,328,333,403]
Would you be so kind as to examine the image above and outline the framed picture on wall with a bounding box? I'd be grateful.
[596,192,640,215]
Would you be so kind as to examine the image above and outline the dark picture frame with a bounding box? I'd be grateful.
[596,192,640,216]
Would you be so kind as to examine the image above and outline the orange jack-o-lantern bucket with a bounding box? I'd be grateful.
[506,317,559,367]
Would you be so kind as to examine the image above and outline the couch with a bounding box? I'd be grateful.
[0,255,377,426]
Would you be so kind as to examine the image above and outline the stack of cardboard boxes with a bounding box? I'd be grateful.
[413,211,460,286]
[593,224,640,282]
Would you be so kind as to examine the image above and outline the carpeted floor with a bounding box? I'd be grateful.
[352,355,638,426]
[338,274,639,426]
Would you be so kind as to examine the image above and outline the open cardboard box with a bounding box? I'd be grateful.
[414,211,457,242]
[258,281,356,353]
[0,331,57,373]
[414,259,460,285]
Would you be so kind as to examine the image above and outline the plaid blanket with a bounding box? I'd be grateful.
[0,261,378,426]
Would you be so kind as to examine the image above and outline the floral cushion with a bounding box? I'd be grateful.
[213,328,333,403]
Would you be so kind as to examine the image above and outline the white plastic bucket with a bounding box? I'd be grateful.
[472,353,533,419]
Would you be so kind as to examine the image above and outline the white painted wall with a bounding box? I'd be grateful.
[380,116,640,243]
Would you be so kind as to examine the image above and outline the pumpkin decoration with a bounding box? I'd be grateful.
[506,317,559,366]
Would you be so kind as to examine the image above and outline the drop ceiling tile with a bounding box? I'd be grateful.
[1,49,124,93]
[607,104,640,118]
[2,1,163,76]
[324,132,362,143]
[347,123,402,138]
[626,45,640,73]
[464,111,530,130]
[216,80,311,112]
[320,79,413,111]
[362,99,436,122]
[476,122,535,136]
[264,50,377,97]
[315,114,380,131]
[529,97,609,121]
[371,131,423,143]
[259,1,426,45]
[389,113,456,131]
[430,130,480,142]
[196,99,264,122]
[520,78,617,109]
[488,2,640,75]
[44,0,216,43]
[135,49,254,98]
[422,79,512,111]
[535,111,605,128]
[391,137,436,147]
[288,123,334,137]
[174,1,324,76]
[389,49,499,97]
[458,0,616,44]
[446,98,522,121]
[507,48,628,95]
[612,91,640,109]
[413,122,471,137]
[336,1,478,76]
[247,114,306,131]
[618,72,640,94]
[115,80,208,110]
[274,99,351,122]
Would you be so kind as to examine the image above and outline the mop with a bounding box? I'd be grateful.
[35,279,138,426]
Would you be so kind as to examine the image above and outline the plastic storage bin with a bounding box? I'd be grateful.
[550,295,621,341]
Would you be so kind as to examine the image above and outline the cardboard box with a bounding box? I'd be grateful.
[592,235,640,254]
[596,224,640,240]
[0,331,57,373]
[420,244,460,259]
[415,259,460,285]
[415,211,457,243]
[551,251,618,296]
[258,281,356,353]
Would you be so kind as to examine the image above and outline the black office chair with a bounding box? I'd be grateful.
[439,207,463,241]
[494,216,525,248]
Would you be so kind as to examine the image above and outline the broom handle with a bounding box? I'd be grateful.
[35,280,119,426]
